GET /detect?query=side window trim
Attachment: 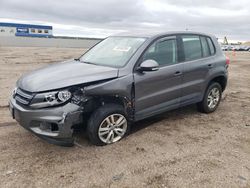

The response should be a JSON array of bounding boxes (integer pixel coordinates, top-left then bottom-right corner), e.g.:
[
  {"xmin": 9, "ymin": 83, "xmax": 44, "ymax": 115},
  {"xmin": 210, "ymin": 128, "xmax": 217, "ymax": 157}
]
[
  {"xmin": 176, "ymin": 35, "xmax": 185, "ymax": 62},
  {"xmin": 158, "ymin": 36, "xmax": 176, "ymax": 43},
  {"xmin": 199, "ymin": 36, "xmax": 205, "ymax": 57}
]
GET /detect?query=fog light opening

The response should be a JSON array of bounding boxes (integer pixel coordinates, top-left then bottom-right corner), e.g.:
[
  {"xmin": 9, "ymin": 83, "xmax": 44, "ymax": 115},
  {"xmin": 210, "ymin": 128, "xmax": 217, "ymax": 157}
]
[
  {"xmin": 50, "ymin": 123, "xmax": 59, "ymax": 132},
  {"xmin": 39, "ymin": 121, "xmax": 49, "ymax": 130}
]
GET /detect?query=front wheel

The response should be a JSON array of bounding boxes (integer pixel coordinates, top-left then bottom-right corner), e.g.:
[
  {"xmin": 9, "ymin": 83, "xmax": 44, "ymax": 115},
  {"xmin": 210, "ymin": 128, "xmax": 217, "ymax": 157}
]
[
  {"xmin": 198, "ymin": 82, "xmax": 222, "ymax": 113},
  {"xmin": 87, "ymin": 104, "xmax": 129, "ymax": 146}
]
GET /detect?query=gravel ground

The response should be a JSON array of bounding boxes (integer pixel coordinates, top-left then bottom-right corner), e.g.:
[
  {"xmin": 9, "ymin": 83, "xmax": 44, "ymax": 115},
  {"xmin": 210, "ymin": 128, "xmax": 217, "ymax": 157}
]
[{"xmin": 0, "ymin": 47, "xmax": 250, "ymax": 188}]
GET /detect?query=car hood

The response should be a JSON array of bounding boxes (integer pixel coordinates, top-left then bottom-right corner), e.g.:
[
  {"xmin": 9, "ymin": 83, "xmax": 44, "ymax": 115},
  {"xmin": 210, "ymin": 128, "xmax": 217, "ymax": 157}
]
[{"xmin": 17, "ymin": 59, "xmax": 119, "ymax": 92}]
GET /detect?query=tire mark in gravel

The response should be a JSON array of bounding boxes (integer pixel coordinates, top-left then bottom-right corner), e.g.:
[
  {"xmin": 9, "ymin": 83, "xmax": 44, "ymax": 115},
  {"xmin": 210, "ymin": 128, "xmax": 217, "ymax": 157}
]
[
  {"xmin": 0, "ymin": 105, "xmax": 8, "ymax": 108},
  {"xmin": 0, "ymin": 122, "xmax": 16, "ymax": 127}
]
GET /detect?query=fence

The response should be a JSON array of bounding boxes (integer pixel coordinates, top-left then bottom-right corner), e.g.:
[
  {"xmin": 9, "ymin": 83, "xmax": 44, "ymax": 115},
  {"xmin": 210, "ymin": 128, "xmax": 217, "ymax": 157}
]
[{"xmin": 0, "ymin": 36, "xmax": 101, "ymax": 48}]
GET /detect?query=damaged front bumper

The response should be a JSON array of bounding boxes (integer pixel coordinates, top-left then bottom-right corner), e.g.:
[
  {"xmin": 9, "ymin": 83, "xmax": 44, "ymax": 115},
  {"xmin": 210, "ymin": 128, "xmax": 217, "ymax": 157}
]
[{"xmin": 9, "ymin": 97, "xmax": 83, "ymax": 146}]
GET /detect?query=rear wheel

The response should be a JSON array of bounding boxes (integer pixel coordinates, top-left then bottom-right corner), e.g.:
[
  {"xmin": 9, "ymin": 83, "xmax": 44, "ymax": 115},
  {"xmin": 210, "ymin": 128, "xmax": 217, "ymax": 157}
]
[
  {"xmin": 198, "ymin": 82, "xmax": 222, "ymax": 113},
  {"xmin": 87, "ymin": 104, "xmax": 129, "ymax": 146}
]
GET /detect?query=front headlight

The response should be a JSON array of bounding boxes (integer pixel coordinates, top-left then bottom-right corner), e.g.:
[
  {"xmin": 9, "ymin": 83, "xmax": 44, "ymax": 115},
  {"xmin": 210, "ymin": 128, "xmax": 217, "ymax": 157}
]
[
  {"xmin": 57, "ymin": 90, "xmax": 71, "ymax": 102},
  {"xmin": 30, "ymin": 90, "xmax": 72, "ymax": 109},
  {"xmin": 12, "ymin": 87, "xmax": 17, "ymax": 98}
]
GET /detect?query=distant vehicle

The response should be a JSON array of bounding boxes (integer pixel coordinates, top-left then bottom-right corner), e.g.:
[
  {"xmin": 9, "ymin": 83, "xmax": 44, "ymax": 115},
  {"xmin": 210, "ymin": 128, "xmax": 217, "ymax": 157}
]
[
  {"xmin": 233, "ymin": 45, "xmax": 240, "ymax": 51},
  {"xmin": 242, "ymin": 46, "xmax": 250, "ymax": 51},
  {"xmin": 221, "ymin": 45, "xmax": 250, "ymax": 52},
  {"xmin": 221, "ymin": 45, "xmax": 250, "ymax": 51},
  {"xmin": 235, "ymin": 45, "xmax": 247, "ymax": 51},
  {"xmin": 9, "ymin": 31, "xmax": 229, "ymax": 146},
  {"xmin": 226, "ymin": 46, "xmax": 234, "ymax": 51},
  {"xmin": 221, "ymin": 45, "xmax": 227, "ymax": 51}
]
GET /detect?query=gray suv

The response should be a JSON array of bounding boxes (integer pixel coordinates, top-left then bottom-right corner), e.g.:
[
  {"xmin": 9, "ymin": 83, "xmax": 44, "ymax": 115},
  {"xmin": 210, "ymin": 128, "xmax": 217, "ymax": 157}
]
[{"xmin": 9, "ymin": 31, "xmax": 229, "ymax": 146}]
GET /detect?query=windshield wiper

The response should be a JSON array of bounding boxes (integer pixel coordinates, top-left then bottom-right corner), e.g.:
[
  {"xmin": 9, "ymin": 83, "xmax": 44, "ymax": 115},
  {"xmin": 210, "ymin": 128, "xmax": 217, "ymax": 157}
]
[
  {"xmin": 82, "ymin": 61, "xmax": 98, "ymax": 65},
  {"xmin": 75, "ymin": 59, "xmax": 99, "ymax": 66}
]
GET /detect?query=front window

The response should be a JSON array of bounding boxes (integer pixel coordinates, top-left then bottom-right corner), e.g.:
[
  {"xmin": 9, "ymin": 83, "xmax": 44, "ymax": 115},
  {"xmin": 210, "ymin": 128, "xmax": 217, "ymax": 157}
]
[
  {"xmin": 142, "ymin": 38, "xmax": 177, "ymax": 66},
  {"xmin": 80, "ymin": 37, "xmax": 146, "ymax": 68}
]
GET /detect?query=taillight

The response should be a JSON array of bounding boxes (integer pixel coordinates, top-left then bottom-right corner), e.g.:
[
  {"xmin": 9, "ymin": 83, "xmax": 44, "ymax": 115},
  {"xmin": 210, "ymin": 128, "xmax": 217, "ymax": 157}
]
[{"xmin": 226, "ymin": 56, "xmax": 230, "ymax": 66}]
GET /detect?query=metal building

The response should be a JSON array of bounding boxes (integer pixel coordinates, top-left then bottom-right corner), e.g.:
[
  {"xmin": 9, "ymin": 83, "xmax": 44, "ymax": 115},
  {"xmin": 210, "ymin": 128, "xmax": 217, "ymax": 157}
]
[{"xmin": 0, "ymin": 22, "xmax": 53, "ymax": 38}]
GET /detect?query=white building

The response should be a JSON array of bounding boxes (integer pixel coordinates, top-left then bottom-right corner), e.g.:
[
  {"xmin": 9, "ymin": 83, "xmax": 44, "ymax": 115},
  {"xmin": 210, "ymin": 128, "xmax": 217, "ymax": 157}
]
[{"xmin": 0, "ymin": 22, "xmax": 53, "ymax": 38}]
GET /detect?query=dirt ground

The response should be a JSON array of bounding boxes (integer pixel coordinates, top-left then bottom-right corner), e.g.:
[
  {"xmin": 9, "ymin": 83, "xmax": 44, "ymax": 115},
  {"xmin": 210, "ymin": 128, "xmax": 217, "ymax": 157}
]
[{"xmin": 0, "ymin": 47, "xmax": 250, "ymax": 188}]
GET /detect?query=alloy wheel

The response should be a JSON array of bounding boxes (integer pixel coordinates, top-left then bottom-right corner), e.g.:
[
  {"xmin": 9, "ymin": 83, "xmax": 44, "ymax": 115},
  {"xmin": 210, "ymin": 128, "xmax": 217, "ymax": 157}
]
[
  {"xmin": 207, "ymin": 87, "xmax": 220, "ymax": 109},
  {"xmin": 98, "ymin": 114, "xmax": 127, "ymax": 144}
]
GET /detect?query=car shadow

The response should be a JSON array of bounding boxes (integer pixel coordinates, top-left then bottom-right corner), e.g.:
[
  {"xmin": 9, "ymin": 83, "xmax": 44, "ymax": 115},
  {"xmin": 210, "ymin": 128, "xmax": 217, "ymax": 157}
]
[
  {"xmin": 130, "ymin": 104, "xmax": 198, "ymax": 134},
  {"xmin": 74, "ymin": 105, "xmax": 199, "ymax": 148},
  {"xmin": 73, "ymin": 104, "xmax": 199, "ymax": 147}
]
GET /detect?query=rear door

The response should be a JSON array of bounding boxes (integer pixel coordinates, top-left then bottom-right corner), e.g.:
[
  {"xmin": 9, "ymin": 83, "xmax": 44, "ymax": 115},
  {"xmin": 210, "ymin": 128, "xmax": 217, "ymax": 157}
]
[
  {"xmin": 179, "ymin": 35, "xmax": 216, "ymax": 106},
  {"xmin": 134, "ymin": 36, "xmax": 183, "ymax": 120}
]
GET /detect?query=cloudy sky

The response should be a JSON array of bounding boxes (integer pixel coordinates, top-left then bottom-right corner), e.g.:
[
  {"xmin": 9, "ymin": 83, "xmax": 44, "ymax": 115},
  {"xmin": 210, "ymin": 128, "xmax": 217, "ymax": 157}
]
[{"xmin": 0, "ymin": 0, "xmax": 249, "ymax": 41}]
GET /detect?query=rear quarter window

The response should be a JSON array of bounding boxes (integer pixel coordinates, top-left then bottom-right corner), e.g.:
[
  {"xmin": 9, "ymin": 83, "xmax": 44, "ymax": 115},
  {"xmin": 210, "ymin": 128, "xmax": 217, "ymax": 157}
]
[
  {"xmin": 207, "ymin": 37, "xmax": 216, "ymax": 55},
  {"xmin": 200, "ymin": 36, "xmax": 210, "ymax": 57}
]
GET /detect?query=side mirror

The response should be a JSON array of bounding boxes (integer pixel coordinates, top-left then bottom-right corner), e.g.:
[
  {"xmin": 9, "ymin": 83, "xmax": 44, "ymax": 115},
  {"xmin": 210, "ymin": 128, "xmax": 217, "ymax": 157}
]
[{"xmin": 137, "ymin": 59, "xmax": 159, "ymax": 72}]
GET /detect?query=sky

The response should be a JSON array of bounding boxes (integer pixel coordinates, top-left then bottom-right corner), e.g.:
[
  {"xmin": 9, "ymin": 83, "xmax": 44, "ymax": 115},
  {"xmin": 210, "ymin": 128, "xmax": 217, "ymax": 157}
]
[{"xmin": 0, "ymin": 0, "xmax": 249, "ymax": 42}]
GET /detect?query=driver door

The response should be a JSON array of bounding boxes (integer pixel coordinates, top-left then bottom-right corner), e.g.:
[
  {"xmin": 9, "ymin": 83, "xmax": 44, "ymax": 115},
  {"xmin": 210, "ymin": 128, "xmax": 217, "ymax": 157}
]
[{"xmin": 134, "ymin": 36, "xmax": 183, "ymax": 120}]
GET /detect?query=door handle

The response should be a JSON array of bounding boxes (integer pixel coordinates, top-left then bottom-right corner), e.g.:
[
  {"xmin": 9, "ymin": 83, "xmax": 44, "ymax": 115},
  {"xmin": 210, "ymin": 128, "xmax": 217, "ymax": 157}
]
[
  {"xmin": 208, "ymin": 64, "xmax": 213, "ymax": 68},
  {"xmin": 174, "ymin": 71, "xmax": 182, "ymax": 76}
]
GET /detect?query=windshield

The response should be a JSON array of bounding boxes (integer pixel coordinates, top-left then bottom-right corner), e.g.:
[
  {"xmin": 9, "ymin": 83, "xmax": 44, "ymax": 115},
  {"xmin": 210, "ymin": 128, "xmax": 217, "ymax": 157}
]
[{"xmin": 80, "ymin": 37, "xmax": 146, "ymax": 68}]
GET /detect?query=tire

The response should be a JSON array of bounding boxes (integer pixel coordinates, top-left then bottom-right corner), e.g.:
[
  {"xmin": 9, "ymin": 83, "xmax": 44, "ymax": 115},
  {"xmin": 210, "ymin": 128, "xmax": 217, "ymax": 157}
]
[
  {"xmin": 197, "ymin": 82, "xmax": 222, "ymax": 113},
  {"xmin": 87, "ymin": 104, "xmax": 130, "ymax": 146}
]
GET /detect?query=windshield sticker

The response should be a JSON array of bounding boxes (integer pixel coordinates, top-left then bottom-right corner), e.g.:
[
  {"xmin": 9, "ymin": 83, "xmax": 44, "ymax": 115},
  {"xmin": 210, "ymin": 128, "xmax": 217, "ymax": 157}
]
[{"xmin": 113, "ymin": 46, "xmax": 131, "ymax": 52}]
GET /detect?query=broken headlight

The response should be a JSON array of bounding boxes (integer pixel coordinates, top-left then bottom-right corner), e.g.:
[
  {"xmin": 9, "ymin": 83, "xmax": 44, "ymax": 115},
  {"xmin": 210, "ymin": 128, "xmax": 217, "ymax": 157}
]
[
  {"xmin": 71, "ymin": 88, "xmax": 90, "ymax": 105},
  {"xmin": 30, "ymin": 90, "xmax": 72, "ymax": 109}
]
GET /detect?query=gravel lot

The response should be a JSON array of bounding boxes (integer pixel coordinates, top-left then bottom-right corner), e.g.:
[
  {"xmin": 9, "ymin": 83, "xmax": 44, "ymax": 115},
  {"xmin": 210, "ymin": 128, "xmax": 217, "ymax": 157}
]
[{"xmin": 0, "ymin": 47, "xmax": 250, "ymax": 188}]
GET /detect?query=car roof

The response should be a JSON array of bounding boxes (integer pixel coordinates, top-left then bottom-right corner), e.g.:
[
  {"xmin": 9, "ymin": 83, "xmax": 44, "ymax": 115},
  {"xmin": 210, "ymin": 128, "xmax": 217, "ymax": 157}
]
[{"xmin": 112, "ymin": 30, "xmax": 215, "ymax": 39}]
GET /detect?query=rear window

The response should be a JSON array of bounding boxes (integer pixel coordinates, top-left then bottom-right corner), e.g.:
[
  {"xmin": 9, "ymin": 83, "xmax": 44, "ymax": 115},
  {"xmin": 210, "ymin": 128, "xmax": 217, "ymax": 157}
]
[{"xmin": 182, "ymin": 35, "xmax": 202, "ymax": 61}]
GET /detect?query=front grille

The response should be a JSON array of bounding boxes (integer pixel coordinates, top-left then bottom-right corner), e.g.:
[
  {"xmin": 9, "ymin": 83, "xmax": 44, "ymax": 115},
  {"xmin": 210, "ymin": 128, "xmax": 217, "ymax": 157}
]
[{"xmin": 15, "ymin": 88, "xmax": 34, "ymax": 106}]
